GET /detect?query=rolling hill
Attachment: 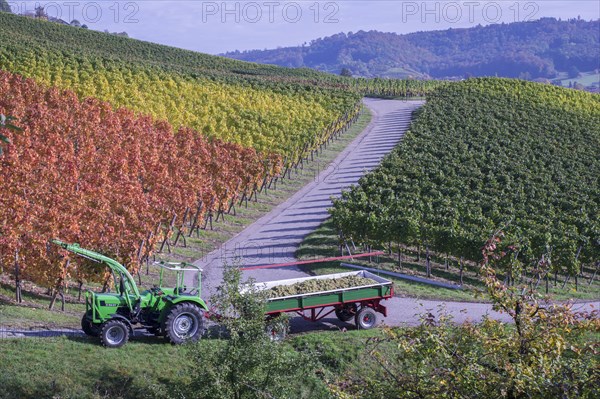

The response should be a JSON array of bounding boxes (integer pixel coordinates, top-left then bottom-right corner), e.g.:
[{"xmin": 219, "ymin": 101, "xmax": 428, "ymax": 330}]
[
  {"xmin": 224, "ymin": 18, "xmax": 600, "ymax": 80},
  {"xmin": 0, "ymin": 12, "xmax": 360, "ymax": 156}
]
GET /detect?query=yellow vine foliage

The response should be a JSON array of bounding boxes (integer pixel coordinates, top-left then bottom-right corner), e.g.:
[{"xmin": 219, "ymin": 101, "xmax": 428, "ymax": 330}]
[{"xmin": 1, "ymin": 50, "xmax": 353, "ymax": 157}]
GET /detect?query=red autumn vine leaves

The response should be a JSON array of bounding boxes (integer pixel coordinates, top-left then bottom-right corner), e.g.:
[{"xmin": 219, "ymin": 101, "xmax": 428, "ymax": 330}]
[{"xmin": 0, "ymin": 71, "xmax": 280, "ymax": 289}]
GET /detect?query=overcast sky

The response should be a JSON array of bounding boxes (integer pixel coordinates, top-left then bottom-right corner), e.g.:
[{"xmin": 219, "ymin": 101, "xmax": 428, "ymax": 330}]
[{"xmin": 10, "ymin": 1, "xmax": 600, "ymax": 54}]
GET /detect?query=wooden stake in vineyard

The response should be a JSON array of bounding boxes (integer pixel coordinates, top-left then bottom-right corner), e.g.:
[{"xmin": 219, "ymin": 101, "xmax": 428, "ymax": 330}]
[
  {"xmin": 14, "ymin": 249, "xmax": 22, "ymax": 303},
  {"xmin": 203, "ymin": 197, "xmax": 215, "ymax": 230},
  {"xmin": 426, "ymin": 246, "xmax": 431, "ymax": 278},
  {"xmin": 159, "ymin": 214, "xmax": 177, "ymax": 253},
  {"xmin": 135, "ymin": 239, "xmax": 145, "ymax": 284},
  {"xmin": 49, "ymin": 259, "xmax": 70, "ymax": 311},
  {"xmin": 173, "ymin": 207, "xmax": 190, "ymax": 247},
  {"xmin": 188, "ymin": 200, "xmax": 204, "ymax": 238},
  {"xmin": 215, "ymin": 190, "xmax": 228, "ymax": 222}
]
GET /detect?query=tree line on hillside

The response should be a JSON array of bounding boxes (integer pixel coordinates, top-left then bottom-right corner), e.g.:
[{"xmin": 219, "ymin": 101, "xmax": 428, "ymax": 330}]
[{"xmin": 225, "ymin": 18, "xmax": 600, "ymax": 80}]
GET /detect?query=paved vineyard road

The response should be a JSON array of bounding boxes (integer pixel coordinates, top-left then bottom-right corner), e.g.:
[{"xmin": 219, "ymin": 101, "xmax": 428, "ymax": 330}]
[
  {"xmin": 192, "ymin": 98, "xmax": 510, "ymax": 329},
  {"xmin": 192, "ymin": 99, "xmax": 591, "ymax": 330},
  {"xmin": 193, "ymin": 99, "xmax": 423, "ymax": 293}
]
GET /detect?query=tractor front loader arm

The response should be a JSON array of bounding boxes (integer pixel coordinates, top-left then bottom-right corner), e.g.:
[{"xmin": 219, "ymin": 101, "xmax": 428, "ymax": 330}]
[{"xmin": 51, "ymin": 240, "xmax": 141, "ymax": 299}]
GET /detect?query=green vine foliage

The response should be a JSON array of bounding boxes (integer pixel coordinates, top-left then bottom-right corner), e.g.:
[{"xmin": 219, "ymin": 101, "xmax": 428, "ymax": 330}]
[{"xmin": 331, "ymin": 78, "xmax": 600, "ymax": 277}]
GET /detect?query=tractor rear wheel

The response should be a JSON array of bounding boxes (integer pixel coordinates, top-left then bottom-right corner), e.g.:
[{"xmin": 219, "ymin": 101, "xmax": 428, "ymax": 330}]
[
  {"xmin": 355, "ymin": 307, "xmax": 377, "ymax": 330},
  {"xmin": 81, "ymin": 313, "xmax": 100, "ymax": 337},
  {"xmin": 100, "ymin": 320, "xmax": 130, "ymax": 348},
  {"xmin": 163, "ymin": 303, "xmax": 203, "ymax": 344}
]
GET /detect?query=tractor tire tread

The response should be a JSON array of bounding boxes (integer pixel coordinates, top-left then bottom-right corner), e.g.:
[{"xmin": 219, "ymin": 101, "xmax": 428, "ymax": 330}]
[
  {"xmin": 163, "ymin": 302, "xmax": 204, "ymax": 345},
  {"xmin": 100, "ymin": 319, "xmax": 130, "ymax": 348}
]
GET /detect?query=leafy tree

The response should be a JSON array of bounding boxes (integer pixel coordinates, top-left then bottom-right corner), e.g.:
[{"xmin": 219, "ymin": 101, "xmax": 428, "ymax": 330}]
[
  {"xmin": 340, "ymin": 67, "xmax": 352, "ymax": 77},
  {"xmin": 0, "ymin": 0, "xmax": 11, "ymax": 13},
  {"xmin": 181, "ymin": 266, "xmax": 328, "ymax": 399},
  {"xmin": 334, "ymin": 233, "xmax": 599, "ymax": 398},
  {"xmin": 34, "ymin": 5, "xmax": 47, "ymax": 19},
  {"xmin": 568, "ymin": 65, "xmax": 581, "ymax": 78}
]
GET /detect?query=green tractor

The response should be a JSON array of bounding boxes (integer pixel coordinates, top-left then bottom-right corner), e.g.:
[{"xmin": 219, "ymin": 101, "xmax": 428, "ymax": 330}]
[{"xmin": 52, "ymin": 240, "xmax": 208, "ymax": 348}]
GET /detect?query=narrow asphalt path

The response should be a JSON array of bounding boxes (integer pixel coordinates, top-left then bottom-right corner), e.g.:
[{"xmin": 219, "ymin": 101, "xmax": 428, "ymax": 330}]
[
  {"xmin": 194, "ymin": 99, "xmax": 422, "ymax": 293},
  {"xmin": 193, "ymin": 99, "xmax": 597, "ymax": 331}
]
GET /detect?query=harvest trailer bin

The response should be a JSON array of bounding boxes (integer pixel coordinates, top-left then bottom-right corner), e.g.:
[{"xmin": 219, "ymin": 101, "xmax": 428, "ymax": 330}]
[{"xmin": 254, "ymin": 270, "xmax": 394, "ymax": 329}]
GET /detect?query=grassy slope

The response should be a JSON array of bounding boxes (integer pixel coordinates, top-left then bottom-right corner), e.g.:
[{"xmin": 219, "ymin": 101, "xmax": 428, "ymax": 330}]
[
  {"xmin": 0, "ymin": 336, "xmax": 194, "ymax": 399},
  {"xmin": 0, "ymin": 329, "xmax": 384, "ymax": 399},
  {"xmin": 0, "ymin": 321, "xmax": 596, "ymax": 399}
]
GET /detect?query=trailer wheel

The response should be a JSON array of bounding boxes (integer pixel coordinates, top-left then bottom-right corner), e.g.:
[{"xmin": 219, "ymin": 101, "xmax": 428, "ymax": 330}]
[
  {"xmin": 335, "ymin": 304, "xmax": 357, "ymax": 322},
  {"xmin": 81, "ymin": 312, "xmax": 100, "ymax": 337},
  {"xmin": 164, "ymin": 303, "xmax": 204, "ymax": 344},
  {"xmin": 100, "ymin": 320, "xmax": 130, "ymax": 348},
  {"xmin": 355, "ymin": 307, "xmax": 377, "ymax": 330},
  {"xmin": 266, "ymin": 316, "xmax": 289, "ymax": 341}
]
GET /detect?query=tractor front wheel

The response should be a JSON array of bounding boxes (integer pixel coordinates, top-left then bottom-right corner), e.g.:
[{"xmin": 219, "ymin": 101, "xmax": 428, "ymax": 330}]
[
  {"xmin": 163, "ymin": 303, "xmax": 203, "ymax": 344},
  {"xmin": 81, "ymin": 313, "xmax": 101, "ymax": 337},
  {"xmin": 100, "ymin": 320, "xmax": 130, "ymax": 348}
]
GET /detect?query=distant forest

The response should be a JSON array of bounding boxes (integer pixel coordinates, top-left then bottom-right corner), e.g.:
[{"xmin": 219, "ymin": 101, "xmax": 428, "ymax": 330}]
[{"xmin": 224, "ymin": 18, "xmax": 600, "ymax": 80}]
